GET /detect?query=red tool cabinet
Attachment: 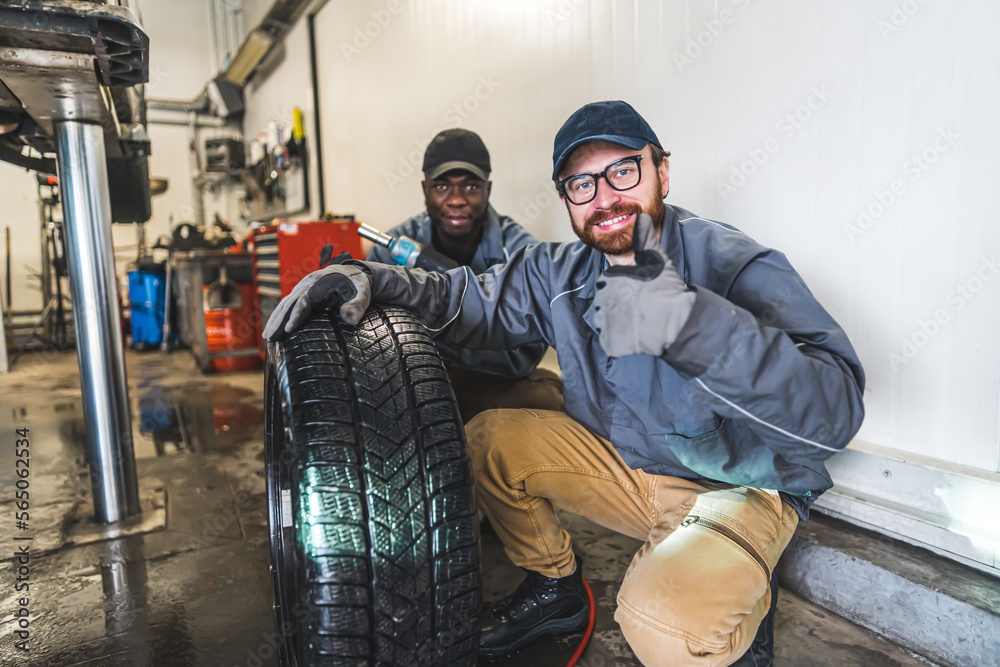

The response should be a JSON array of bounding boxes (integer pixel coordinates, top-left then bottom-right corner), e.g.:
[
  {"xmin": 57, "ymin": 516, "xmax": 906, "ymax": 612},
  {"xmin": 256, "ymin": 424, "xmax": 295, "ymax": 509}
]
[{"xmin": 248, "ymin": 219, "xmax": 363, "ymax": 357}]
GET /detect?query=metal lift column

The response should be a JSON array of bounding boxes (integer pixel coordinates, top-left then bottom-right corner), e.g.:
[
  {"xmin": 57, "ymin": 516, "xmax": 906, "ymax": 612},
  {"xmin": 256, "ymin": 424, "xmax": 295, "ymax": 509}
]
[
  {"xmin": 55, "ymin": 119, "xmax": 140, "ymax": 523},
  {"xmin": 0, "ymin": 2, "xmax": 151, "ymax": 523}
]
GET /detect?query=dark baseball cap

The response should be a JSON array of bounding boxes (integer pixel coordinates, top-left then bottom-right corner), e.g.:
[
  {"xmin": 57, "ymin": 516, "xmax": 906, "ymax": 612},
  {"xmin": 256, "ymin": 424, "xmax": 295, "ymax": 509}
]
[
  {"xmin": 423, "ymin": 128, "xmax": 491, "ymax": 181},
  {"xmin": 552, "ymin": 100, "xmax": 667, "ymax": 180}
]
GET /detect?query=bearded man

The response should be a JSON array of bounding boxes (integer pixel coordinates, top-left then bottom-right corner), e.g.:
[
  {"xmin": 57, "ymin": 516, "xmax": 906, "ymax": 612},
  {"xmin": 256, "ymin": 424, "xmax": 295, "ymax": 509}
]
[{"xmin": 264, "ymin": 100, "xmax": 865, "ymax": 667}]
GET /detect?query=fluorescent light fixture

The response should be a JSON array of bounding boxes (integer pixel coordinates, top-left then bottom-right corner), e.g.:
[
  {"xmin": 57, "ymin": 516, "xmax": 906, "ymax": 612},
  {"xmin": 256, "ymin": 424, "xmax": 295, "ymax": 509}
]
[{"xmin": 224, "ymin": 29, "xmax": 274, "ymax": 86}]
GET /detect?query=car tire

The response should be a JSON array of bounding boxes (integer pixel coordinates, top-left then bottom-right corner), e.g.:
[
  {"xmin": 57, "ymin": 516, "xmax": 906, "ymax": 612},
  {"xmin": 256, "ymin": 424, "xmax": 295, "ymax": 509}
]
[{"xmin": 265, "ymin": 305, "xmax": 481, "ymax": 666}]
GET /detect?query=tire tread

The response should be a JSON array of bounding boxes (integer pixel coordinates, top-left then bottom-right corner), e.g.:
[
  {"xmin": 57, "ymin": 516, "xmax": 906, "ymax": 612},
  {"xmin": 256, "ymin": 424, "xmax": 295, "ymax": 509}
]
[{"xmin": 272, "ymin": 305, "xmax": 480, "ymax": 666}]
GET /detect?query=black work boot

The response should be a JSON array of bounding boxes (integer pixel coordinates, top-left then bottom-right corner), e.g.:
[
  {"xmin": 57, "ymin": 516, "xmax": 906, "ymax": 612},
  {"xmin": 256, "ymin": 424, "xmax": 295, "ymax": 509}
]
[
  {"xmin": 479, "ymin": 557, "xmax": 589, "ymax": 659},
  {"xmin": 730, "ymin": 570, "xmax": 779, "ymax": 666}
]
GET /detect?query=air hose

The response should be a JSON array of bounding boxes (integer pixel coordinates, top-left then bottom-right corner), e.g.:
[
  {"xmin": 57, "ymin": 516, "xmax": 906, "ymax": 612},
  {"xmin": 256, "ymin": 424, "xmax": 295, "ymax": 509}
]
[{"xmin": 564, "ymin": 576, "xmax": 597, "ymax": 667}]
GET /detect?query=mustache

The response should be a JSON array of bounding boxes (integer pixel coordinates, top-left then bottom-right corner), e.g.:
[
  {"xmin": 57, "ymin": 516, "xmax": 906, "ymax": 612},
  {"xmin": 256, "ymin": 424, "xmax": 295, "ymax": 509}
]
[{"xmin": 584, "ymin": 203, "xmax": 643, "ymax": 228}]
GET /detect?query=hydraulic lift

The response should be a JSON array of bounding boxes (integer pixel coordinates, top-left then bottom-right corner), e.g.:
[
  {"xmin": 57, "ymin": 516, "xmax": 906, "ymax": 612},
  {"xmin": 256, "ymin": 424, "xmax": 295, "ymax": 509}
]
[{"xmin": 0, "ymin": 1, "xmax": 150, "ymax": 524}]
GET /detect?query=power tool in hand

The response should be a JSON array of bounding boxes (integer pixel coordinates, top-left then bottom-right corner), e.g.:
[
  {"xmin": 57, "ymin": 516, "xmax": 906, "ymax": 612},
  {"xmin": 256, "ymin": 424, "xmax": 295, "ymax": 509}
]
[{"xmin": 357, "ymin": 223, "xmax": 459, "ymax": 273}]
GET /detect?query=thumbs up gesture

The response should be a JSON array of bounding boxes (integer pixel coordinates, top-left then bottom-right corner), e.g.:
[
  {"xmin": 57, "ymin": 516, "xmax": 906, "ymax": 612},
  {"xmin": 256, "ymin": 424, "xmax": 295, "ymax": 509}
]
[{"xmin": 592, "ymin": 213, "xmax": 696, "ymax": 357}]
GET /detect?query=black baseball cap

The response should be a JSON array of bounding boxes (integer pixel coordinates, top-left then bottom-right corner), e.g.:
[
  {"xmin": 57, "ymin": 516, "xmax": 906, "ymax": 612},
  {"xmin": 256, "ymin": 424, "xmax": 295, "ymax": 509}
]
[
  {"xmin": 552, "ymin": 100, "xmax": 667, "ymax": 181},
  {"xmin": 423, "ymin": 128, "xmax": 491, "ymax": 181}
]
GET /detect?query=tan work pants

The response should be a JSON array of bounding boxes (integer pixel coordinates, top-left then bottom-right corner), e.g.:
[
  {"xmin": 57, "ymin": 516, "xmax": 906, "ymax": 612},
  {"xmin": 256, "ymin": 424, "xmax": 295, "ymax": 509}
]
[{"xmin": 466, "ymin": 408, "xmax": 800, "ymax": 667}]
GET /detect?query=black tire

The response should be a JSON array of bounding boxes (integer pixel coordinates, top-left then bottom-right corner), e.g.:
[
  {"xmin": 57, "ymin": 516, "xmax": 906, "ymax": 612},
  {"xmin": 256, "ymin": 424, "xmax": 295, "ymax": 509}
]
[{"xmin": 265, "ymin": 305, "xmax": 481, "ymax": 666}]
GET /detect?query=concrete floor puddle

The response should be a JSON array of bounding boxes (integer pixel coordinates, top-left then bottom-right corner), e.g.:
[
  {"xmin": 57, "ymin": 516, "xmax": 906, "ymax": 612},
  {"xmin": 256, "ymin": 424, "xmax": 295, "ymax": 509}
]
[{"xmin": 137, "ymin": 382, "xmax": 263, "ymax": 457}]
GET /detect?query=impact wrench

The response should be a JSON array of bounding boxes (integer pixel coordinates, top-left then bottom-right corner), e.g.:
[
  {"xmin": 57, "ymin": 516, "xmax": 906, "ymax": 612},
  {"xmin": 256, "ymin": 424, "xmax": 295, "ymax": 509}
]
[{"xmin": 357, "ymin": 223, "xmax": 458, "ymax": 273}]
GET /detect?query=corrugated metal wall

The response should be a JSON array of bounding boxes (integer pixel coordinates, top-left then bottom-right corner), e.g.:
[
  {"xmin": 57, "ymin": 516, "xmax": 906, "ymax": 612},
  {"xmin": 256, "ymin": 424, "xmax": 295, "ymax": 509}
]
[{"xmin": 314, "ymin": 0, "xmax": 1000, "ymax": 474}]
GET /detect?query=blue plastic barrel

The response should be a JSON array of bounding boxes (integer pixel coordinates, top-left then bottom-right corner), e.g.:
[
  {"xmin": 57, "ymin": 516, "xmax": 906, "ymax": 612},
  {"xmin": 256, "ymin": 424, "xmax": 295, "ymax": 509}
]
[{"xmin": 128, "ymin": 269, "xmax": 168, "ymax": 347}]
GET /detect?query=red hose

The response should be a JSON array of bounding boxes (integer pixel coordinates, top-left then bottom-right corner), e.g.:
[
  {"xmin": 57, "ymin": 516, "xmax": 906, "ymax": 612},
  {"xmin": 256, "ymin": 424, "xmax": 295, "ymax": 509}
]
[{"xmin": 564, "ymin": 576, "xmax": 597, "ymax": 667}]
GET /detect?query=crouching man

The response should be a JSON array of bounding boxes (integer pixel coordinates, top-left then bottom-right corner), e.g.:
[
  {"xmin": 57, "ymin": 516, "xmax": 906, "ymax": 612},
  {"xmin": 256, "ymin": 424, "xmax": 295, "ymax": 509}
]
[
  {"xmin": 367, "ymin": 128, "xmax": 563, "ymax": 421},
  {"xmin": 265, "ymin": 100, "xmax": 865, "ymax": 666}
]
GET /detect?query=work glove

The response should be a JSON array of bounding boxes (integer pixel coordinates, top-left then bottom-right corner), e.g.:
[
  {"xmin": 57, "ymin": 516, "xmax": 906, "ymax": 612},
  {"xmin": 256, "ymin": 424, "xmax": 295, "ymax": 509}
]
[
  {"xmin": 262, "ymin": 261, "xmax": 372, "ymax": 341},
  {"xmin": 593, "ymin": 213, "xmax": 696, "ymax": 357}
]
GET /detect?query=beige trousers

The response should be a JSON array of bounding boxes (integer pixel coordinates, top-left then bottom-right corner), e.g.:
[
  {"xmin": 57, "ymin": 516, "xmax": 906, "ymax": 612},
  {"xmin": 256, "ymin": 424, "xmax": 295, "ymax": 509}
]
[{"xmin": 466, "ymin": 408, "xmax": 799, "ymax": 667}]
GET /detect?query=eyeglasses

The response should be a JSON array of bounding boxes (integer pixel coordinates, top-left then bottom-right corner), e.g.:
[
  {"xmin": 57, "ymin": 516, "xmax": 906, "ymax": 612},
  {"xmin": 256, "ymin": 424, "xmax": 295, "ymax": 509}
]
[{"xmin": 557, "ymin": 155, "xmax": 646, "ymax": 205}]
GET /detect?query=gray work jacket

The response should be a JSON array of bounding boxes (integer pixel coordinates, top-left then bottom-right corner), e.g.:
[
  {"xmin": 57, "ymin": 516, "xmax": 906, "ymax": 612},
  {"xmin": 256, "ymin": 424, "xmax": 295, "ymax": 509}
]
[
  {"xmin": 367, "ymin": 206, "xmax": 545, "ymax": 379},
  {"xmin": 365, "ymin": 204, "xmax": 866, "ymax": 517}
]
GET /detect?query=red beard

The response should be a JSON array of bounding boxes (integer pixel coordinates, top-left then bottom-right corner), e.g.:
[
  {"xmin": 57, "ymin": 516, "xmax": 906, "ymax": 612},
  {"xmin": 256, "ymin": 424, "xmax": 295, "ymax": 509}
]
[{"xmin": 571, "ymin": 176, "xmax": 666, "ymax": 256}]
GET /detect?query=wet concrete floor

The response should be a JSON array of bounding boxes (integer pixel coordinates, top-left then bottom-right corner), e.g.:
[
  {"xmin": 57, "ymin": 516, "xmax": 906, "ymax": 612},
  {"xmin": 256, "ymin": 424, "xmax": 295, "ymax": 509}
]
[{"xmin": 0, "ymin": 349, "xmax": 934, "ymax": 666}]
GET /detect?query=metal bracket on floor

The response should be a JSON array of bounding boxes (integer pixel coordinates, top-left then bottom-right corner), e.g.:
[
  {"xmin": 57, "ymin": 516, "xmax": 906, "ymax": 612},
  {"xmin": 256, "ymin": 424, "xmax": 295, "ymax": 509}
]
[{"xmin": 64, "ymin": 487, "xmax": 167, "ymax": 548}]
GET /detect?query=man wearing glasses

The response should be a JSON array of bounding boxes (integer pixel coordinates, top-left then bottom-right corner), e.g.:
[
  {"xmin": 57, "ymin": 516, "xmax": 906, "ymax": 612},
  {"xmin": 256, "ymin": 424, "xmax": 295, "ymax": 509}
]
[
  {"xmin": 264, "ymin": 101, "xmax": 865, "ymax": 666},
  {"xmin": 367, "ymin": 128, "xmax": 564, "ymax": 421}
]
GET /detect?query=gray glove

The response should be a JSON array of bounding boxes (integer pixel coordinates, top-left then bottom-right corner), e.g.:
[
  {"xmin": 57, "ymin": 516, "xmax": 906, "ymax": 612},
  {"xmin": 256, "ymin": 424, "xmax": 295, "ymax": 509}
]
[
  {"xmin": 262, "ymin": 263, "xmax": 371, "ymax": 341},
  {"xmin": 593, "ymin": 213, "xmax": 696, "ymax": 357}
]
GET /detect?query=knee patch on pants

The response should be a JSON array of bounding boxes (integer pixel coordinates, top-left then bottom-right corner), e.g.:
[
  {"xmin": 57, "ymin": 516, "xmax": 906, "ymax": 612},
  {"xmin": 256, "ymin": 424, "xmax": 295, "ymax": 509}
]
[{"xmin": 613, "ymin": 487, "xmax": 797, "ymax": 666}]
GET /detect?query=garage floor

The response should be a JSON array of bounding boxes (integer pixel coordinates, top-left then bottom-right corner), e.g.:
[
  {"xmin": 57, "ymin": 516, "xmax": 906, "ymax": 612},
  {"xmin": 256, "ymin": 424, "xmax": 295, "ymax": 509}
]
[{"xmin": 0, "ymin": 349, "xmax": 934, "ymax": 666}]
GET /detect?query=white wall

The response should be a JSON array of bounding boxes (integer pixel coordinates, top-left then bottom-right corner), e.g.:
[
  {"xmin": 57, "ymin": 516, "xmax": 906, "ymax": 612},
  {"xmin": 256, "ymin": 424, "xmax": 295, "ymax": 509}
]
[
  {"xmin": 303, "ymin": 0, "xmax": 1000, "ymax": 475},
  {"xmin": 0, "ymin": 166, "xmax": 45, "ymax": 312},
  {"xmin": 242, "ymin": 0, "xmax": 274, "ymax": 35}
]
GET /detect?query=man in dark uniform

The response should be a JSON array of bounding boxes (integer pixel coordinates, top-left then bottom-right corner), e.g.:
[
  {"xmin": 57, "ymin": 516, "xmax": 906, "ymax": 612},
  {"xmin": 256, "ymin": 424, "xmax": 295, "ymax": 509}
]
[{"xmin": 367, "ymin": 128, "xmax": 563, "ymax": 421}]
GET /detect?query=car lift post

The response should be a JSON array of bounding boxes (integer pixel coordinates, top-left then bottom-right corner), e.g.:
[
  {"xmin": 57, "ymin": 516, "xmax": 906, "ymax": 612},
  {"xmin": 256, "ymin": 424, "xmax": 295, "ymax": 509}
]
[{"xmin": 55, "ymin": 118, "xmax": 140, "ymax": 523}]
